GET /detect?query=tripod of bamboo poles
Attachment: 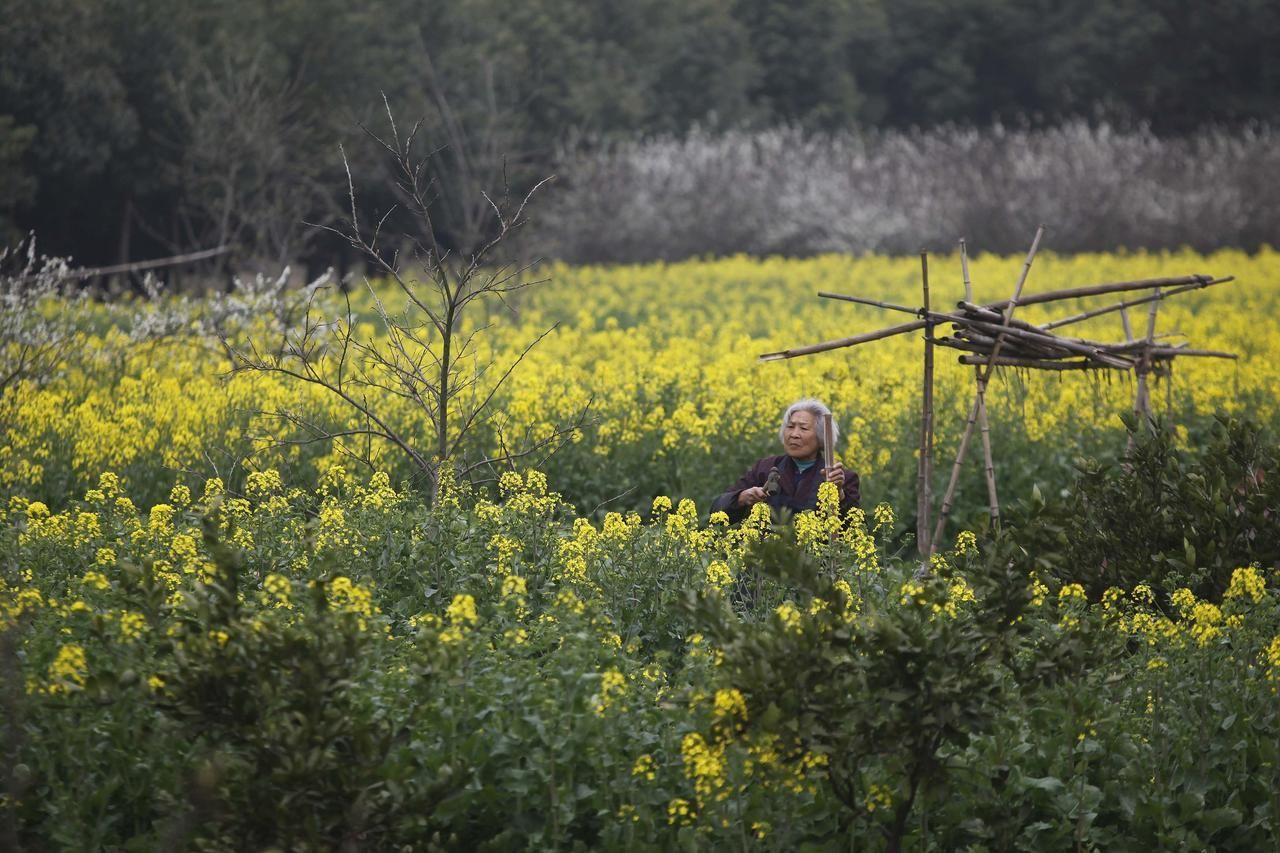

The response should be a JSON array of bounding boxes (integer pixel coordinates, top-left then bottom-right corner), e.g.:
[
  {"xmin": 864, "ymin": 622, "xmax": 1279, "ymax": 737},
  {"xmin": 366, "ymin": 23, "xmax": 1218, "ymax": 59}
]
[{"xmin": 759, "ymin": 227, "xmax": 1238, "ymax": 567}]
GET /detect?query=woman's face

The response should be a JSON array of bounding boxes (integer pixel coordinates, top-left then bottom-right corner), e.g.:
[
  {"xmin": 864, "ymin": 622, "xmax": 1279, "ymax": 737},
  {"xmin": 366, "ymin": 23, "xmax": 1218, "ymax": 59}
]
[{"xmin": 783, "ymin": 409, "xmax": 820, "ymax": 461}]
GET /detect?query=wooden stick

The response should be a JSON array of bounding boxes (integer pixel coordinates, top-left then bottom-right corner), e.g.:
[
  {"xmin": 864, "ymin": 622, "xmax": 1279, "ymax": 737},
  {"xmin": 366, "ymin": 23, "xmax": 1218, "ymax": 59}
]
[
  {"xmin": 1122, "ymin": 306, "xmax": 1137, "ymax": 454},
  {"xmin": 769, "ymin": 273, "xmax": 1226, "ymax": 364},
  {"xmin": 1133, "ymin": 290, "xmax": 1161, "ymax": 421},
  {"xmin": 822, "ymin": 410, "xmax": 837, "ymax": 576},
  {"xmin": 977, "ymin": 391, "xmax": 999, "ymax": 529},
  {"xmin": 820, "ymin": 291, "xmax": 923, "ymax": 315},
  {"xmin": 947, "ymin": 336, "xmax": 1070, "ymax": 361},
  {"xmin": 69, "ymin": 245, "xmax": 231, "ymax": 279},
  {"xmin": 951, "ymin": 329, "xmax": 1076, "ymax": 359},
  {"xmin": 1040, "ymin": 277, "xmax": 1233, "ymax": 331},
  {"xmin": 932, "ymin": 225, "xmax": 1044, "ymax": 552},
  {"xmin": 958, "ymin": 355, "xmax": 1094, "ymax": 370},
  {"xmin": 960, "ymin": 317, "xmax": 1133, "ymax": 367},
  {"xmin": 956, "ymin": 301, "xmax": 1043, "ymax": 333},
  {"xmin": 758, "ymin": 319, "xmax": 926, "ymax": 361},
  {"xmin": 917, "ymin": 251, "xmax": 935, "ymax": 560},
  {"xmin": 1109, "ymin": 334, "xmax": 1182, "ymax": 350},
  {"xmin": 936, "ymin": 336, "xmax": 996, "ymax": 355},
  {"xmin": 983, "ymin": 274, "xmax": 1213, "ymax": 311},
  {"xmin": 822, "ymin": 413, "xmax": 835, "ymax": 472},
  {"xmin": 821, "ymin": 296, "xmax": 1053, "ymax": 347},
  {"xmin": 932, "ymin": 393, "xmax": 981, "ymax": 557},
  {"xmin": 1145, "ymin": 347, "xmax": 1237, "ymax": 359},
  {"xmin": 960, "ymin": 238, "xmax": 973, "ymax": 303}
]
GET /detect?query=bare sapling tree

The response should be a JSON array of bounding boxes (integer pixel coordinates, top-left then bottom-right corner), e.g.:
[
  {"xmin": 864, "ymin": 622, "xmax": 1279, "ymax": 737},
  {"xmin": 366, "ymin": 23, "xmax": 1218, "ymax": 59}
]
[{"xmin": 224, "ymin": 100, "xmax": 587, "ymax": 498}]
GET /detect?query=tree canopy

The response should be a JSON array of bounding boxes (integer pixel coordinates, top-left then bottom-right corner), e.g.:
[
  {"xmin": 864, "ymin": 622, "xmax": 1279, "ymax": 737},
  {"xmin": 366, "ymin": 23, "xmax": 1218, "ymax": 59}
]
[{"xmin": 0, "ymin": 0, "xmax": 1275, "ymax": 266}]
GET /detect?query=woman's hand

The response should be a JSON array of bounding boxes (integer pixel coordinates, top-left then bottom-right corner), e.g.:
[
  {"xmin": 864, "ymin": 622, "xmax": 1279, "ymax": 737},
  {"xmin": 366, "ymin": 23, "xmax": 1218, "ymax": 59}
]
[
  {"xmin": 737, "ymin": 486, "xmax": 768, "ymax": 507},
  {"xmin": 824, "ymin": 464, "xmax": 846, "ymax": 487}
]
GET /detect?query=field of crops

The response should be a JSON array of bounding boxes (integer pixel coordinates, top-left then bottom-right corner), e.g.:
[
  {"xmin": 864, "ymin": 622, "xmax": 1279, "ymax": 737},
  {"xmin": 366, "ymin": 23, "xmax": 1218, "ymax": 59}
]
[{"xmin": 3, "ymin": 249, "xmax": 1280, "ymax": 849}]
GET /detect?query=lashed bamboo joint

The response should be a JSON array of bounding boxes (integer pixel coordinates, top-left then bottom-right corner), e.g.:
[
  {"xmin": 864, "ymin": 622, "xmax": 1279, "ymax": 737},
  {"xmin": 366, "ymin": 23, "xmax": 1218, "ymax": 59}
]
[{"xmin": 758, "ymin": 228, "xmax": 1238, "ymax": 564}]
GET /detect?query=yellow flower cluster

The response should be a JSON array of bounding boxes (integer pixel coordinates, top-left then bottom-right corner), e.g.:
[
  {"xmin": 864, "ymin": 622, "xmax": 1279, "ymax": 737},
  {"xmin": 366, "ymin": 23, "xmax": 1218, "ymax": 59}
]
[
  {"xmin": 666, "ymin": 797, "xmax": 695, "ymax": 827},
  {"xmin": 774, "ymin": 601, "xmax": 804, "ymax": 634},
  {"xmin": 712, "ymin": 687, "xmax": 748, "ymax": 729},
  {"xmin": 865, "ymin": 782, "xmax": 894, "ymax": 813},
  {"xmin": 1057, "ymin": 583, "xmax": 1088, "ymax": 629},
  {"xmin": 1224, "ymin": 566, "xmax": 1266, "ymax": 605},
  {"xmin": 631, "ymin": 753, "xmax": 657, "ymax": 781},
  {"xmin": 681, "ymin": 732, "xmax": 729, "ymax": 802},
  {"xmin": 327, "ymin": 576, "xmax": 379, "ymax": 632},
  {"xmin": 44, "ymin": 643, "xmax": 88, "ymax": 694},
  {"xmin": 1264, "ymin": 637, "xmax": 1280, "ymax": 693},
  {"xmin": 593, "ymin": 668, "xmax": 628, "ymax": 715}
]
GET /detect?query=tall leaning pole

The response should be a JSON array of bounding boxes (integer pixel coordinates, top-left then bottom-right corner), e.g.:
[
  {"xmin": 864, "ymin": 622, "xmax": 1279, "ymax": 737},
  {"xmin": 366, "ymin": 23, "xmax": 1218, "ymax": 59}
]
[{"xmin": 916, "ymin": 250, "xmax": 935, "ymax": 561}]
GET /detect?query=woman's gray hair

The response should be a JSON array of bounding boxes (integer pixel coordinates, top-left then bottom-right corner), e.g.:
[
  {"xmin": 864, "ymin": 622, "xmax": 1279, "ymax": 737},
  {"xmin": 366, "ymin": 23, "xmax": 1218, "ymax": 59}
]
[{"xmin": 778, "ymin": 398, "xmax": 840, "ymax": 450}]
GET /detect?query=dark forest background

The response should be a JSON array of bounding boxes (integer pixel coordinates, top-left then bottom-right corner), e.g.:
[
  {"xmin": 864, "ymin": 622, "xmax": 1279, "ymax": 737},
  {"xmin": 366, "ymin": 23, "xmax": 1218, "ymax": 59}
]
[{"xmin": 2, "ymin": 0, "xmax": 1278, "ymax": 272}]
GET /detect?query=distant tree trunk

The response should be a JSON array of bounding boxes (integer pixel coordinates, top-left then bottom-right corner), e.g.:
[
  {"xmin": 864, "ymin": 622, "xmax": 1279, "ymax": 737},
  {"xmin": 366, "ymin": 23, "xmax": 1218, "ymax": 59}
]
[{"xmin": 115, "ymin": 195, "xmax": 133, "ymax": 295}]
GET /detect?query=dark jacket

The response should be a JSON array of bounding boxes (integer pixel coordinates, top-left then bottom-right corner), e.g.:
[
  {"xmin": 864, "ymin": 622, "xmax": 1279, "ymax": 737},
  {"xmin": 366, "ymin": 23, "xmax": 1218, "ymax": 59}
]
[{"xmin": 711, "ymin": 454, "xmax": 861, "ymax": 524}]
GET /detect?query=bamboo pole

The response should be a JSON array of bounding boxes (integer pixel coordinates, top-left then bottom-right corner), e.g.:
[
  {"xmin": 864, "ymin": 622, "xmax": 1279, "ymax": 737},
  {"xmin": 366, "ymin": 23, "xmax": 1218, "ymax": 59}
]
[
  {"xmin": 1110, "ymin": 334, "xmax": 1182, "ymax": 350},
  {"xmin": 962, "ymin": 243, "xmax": 1000, "ymax": 530},
  {"xmin": 1040, "ymin": 277, "xmax": 1233, "ymax": 331},
  {"xmin": 983, "ymin": 274, "xmax": 1212, "ymax": 311},
  {"xmin": 1122, "ymin": 306, "xmax": 1138, "ymax": 454},
  {"xmin": 822, "ymin": 413, "xmax": 835, "ymax": 473},
  {"xmin": 959, "ymin": 318, "xmax": 1133, "ymax": 367},
  {"xmin": 823, "ymin": 411, "xmax": 837, "ymax": 577},
  {"xmin": 815, "ymin": 295, "xmax": 1117, "ymax": 362},
  {"xmin": 758, "ymin": 319, "xmax": 926, "ymax": 361},
  {"xmin": 773, "ymin": 274, "xmax": 1224, "ymax": 364},
  {"xmin": 811, "ymin": 292, "xmax": 1133, "ymax": 365},
  {"xmin": 950, "ymin": 329, "xmax": 1077, "ymax": 359},
  {"xmin": 956, "ymin": 301, "xmax": 1043, "ymax": 333},
  {"xmin": 962, "ymin": 239, "xmax": 998, "ymax": 532},
  {"xmin": 1133, "ymin": 289, "xmax": 1161, "ymax": 423},
  {"xmin": 977, "ymin": 391, "xmax": 999, "ymax": 529},
  {"xmin": 1145, "ymin": 347, "xmax": 1237, "ymax": 359},
  {"xmin": 820, "ymin": 292, "xmax": 923, "ymax": 315},
  {"xmin": 917, "ymin": 251, "xmax": 935, "ymax": 560},
  {"xmin": 821, "ymin": 294, "xmax": 1055, "ymax": 347},
  {"xmin": 932, "ymin": 225, "xmax": 1044, "ymax": 552},
  {"xmin": 958, "ymin": 355, "xmax": 1094, "ymax": 370},
  {"xmin": 935, "ymin": 336, "xmax": 996, "ymax": 355}
]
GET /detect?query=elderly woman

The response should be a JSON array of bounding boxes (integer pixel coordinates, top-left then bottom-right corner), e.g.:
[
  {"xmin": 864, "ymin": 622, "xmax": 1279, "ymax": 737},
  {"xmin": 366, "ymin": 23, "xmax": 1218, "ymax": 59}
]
[{"xmin": 711, "ymin": 398, "xmax": 861, "ymax": 523}]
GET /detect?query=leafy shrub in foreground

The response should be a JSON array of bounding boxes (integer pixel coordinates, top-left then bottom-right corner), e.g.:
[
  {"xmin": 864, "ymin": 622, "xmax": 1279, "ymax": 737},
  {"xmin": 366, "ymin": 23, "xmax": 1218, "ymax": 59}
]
[
  {"xmin": 4, "ymin": 466, "xmax": 1280, "ymax": 849},
  {"xmin": 1021, "ymin": 414, "xmax": 1280, "ymax": 600}
]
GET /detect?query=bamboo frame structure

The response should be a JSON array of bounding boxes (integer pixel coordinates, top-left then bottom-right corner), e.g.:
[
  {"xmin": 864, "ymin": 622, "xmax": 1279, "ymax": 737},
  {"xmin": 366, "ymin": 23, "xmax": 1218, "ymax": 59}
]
[{"xmin": 759, "ymin": 227, "xmax": 1239, "ymax": 562}]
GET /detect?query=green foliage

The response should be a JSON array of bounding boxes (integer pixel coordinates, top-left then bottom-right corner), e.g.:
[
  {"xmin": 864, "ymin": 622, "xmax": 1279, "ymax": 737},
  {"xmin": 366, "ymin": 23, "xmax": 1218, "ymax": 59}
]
[
  {"xmin": 155, "ymin": 529, "xmax": 409, "ymax": 849},
  {"xmin": 686, "ymin": 530, "xmax": 1041, "ymax": 848},
  {"xmin": 6, "ymin": 460, "xmax": 1280, "ymax": 848},
  {"xmin": 1022, "ymin": 414, "xmax": 1280, "ymax": 599}
]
